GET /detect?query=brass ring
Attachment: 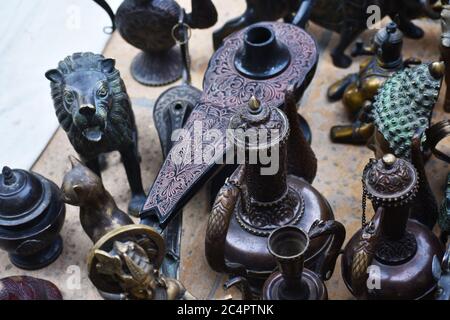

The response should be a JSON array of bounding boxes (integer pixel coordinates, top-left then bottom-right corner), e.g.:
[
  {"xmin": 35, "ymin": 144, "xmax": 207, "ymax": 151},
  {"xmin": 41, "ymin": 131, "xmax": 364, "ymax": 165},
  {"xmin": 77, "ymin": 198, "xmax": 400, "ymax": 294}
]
[{"xmin": 171, "ymin": 22, "xmax": 192, "ymax": 45}]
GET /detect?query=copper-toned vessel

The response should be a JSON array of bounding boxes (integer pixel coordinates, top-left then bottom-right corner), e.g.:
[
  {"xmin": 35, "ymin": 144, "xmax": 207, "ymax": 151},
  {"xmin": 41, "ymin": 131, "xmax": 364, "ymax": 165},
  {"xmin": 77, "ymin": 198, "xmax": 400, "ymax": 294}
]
[
  {"xmin": 342, "ymin": 155, "xmax": 444, "ymax": 299},
  {"xmin": 0, "ymin": 276, "xmax": 62, "ymax": 300},
  {"xmin": 205, "ymin": 97, "xmax": 345, "ymax": 295}
]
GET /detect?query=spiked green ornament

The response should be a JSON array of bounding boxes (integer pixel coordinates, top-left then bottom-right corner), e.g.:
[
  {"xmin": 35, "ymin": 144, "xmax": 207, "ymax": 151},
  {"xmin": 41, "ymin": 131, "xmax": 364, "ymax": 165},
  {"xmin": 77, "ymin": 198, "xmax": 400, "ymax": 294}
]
[{"xmin": 370, "ymin": 63, "xmax": 444, "ymax": 159}]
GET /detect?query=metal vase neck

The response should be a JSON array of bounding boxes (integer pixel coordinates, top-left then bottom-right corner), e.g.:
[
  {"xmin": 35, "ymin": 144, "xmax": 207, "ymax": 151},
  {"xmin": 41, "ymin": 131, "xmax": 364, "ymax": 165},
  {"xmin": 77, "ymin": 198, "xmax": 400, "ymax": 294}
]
[
  {"xmin": 268, "ymin": 226, "xmax": 310, "ymax": 299},
  {"xmin": 228, "ymin": 97, "xmax": 290, "ymax": 204}
]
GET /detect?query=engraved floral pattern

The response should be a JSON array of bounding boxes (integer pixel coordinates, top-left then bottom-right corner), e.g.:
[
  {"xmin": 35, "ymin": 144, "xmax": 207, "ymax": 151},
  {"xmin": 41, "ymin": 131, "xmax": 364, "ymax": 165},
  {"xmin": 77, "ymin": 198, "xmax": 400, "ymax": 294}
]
[{"xmin": 143, "ymin": 22, "xmax": 318, "ymax": 224}]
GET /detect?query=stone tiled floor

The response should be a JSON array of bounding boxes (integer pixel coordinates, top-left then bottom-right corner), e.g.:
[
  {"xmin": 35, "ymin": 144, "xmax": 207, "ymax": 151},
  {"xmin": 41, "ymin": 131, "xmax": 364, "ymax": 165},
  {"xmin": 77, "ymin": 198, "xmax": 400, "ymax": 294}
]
[{"xmin": 0, "ymin": 1, "xmax": 448, "ymax": 299}]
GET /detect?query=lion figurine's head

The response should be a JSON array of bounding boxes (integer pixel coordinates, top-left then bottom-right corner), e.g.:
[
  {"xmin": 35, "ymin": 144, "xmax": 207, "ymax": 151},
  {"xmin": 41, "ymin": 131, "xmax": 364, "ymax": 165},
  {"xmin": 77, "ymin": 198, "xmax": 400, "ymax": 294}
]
[{"xmin": 45, "ymin": 52, "xmax": 134, "ymax": 158}]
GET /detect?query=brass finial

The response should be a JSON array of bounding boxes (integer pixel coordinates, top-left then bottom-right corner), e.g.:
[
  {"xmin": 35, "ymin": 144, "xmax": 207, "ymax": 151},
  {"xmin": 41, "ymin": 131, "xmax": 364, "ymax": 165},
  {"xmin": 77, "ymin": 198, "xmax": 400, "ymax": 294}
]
[
  {"xmin": 382, "ymin": 154, "xmax": 396, "ymax": 166},
  {"xmin": 248, "ymin": 96, "xmax": 261, "ymax": 113},
  {"xmin": 429, "ymin": 61, "xmax": 445, "ymax": 79}
]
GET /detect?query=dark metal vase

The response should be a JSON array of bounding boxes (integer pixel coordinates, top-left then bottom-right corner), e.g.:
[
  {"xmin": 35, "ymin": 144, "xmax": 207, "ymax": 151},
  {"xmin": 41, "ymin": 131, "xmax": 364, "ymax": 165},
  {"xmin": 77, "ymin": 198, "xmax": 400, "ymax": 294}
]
[
  {"xmin": 116, "ymin": 0, "xmax": 182, "ymax": 86},
  {"xmin": 341, "ymin": 155, "xmax": 444, "ymax": 299},
  {"xmin": 116, "ymin": 0, "xmax": 217, "ymax": 86},
  {"xmin": 262, "ymin": 226, "xmax": 327, "ymax": 300},
  {"xmin": 0, "ymin": 167, "xmax": 65, "ymax": 270}
]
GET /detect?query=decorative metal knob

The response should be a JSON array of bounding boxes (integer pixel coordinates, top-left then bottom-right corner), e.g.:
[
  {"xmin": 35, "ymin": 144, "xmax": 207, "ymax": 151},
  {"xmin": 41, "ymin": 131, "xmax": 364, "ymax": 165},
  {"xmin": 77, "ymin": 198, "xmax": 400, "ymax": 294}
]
[
  {"xmin": 362, "ymin": 154, "xmax": 418, "ymax": 207},
  {"xmin": 2, "ymin": 166, "xmax": 16, "ymax": 185},
  {"xmin": 228, "ymin": 96, "xmax": 289, "ymax": 151}
]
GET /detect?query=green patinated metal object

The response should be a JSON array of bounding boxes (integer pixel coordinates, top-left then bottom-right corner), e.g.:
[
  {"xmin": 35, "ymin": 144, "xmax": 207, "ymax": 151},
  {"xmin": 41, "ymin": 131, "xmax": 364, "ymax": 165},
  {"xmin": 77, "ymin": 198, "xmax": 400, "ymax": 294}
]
[{"xmin": 370, "ymin": 63, "xmax": 444, "ymax": 159}]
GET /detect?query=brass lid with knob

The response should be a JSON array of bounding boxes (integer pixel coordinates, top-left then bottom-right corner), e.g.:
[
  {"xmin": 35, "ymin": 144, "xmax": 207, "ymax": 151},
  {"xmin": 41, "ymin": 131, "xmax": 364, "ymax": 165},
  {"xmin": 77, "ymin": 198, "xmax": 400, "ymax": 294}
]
[
  {"xmin": 0, "ymin": 166, "xmax": 47, "ymax": 226},
  {"xmin": 362, "ymin": 154, "xmax": 419, "ymax": 208},
  {"xmin": 228, "ymin": 96, "xmax": 289, "ymax": 151}
]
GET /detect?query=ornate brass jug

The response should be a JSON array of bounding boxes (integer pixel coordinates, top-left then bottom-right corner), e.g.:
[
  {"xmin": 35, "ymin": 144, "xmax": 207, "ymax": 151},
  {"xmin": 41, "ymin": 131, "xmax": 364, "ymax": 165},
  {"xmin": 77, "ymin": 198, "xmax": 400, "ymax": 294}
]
[
  {"xmin": 205, "ymin": 98, "xmax": 345, "ymax": 295},
  {"xmin": 341, "ymin": 155, "xmax": 444, "ymax": 299}
]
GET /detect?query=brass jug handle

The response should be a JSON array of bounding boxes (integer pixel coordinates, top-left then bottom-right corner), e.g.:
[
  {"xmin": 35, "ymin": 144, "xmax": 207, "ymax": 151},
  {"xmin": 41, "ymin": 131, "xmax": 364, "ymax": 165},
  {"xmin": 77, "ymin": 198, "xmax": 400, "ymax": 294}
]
[
  {"xmin": 308, "ymin": 220, "xmax": 346, "ymax": 280},
  {"xmin": 205, "ymin": 166, "xmax": 245, "ymax": 273},
  {"xmin": 426, "ymin": 119, "xmax": 450, "ymax": 163}
]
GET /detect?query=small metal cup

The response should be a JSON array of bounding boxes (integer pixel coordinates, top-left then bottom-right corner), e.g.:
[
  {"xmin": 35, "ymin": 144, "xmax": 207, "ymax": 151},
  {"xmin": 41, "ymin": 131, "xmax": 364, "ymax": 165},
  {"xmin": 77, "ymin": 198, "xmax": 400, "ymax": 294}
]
[{"xmin": 268, "ymin": 225, "xmax": 309, "ymax": 294}]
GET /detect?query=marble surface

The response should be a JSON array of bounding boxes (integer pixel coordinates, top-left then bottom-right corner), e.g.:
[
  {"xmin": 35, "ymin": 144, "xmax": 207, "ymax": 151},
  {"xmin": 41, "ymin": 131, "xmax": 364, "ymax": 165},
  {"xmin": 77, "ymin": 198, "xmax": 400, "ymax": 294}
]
[
  {"xmin": 0, "ymin": 0, "xmax": 122, "ymax": 170},
  {"xmin": 0, "ymin": 0, "xmax": 448, "ymax": 300}
]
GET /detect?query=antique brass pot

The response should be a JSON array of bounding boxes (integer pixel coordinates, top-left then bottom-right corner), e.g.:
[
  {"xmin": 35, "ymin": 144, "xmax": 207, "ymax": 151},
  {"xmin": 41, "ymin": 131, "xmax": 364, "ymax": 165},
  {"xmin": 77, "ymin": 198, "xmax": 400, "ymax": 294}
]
[
  {"xmin": 341, "ymin": 155, "xmax": 444, "ymax": 299},
  {"xmin": 205, "ymin": 98, "xmax": 345, "ymax": 296}
]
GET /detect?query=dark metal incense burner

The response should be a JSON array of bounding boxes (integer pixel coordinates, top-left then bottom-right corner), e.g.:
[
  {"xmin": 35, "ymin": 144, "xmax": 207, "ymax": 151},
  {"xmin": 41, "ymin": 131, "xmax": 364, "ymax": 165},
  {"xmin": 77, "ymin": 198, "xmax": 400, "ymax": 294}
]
[
  {"xmin": 0, "ymin": 167, "xmax": 65, "ymax": 270},
  {"xmin": 61, "ymin": 157, "xmax": 194, "ymax": 300},
  {"xmin": 141, "ymin": 22, "xmax": 318, "ymax": 229},
  {"xmin": 262, "ymin": 226, "xmax": 328, "ymax": 300},
  {"xmin": 45, "ymin": 52, "xmax": 146, "ymax": 217},
  {"xmin": 115, "ymin": 0, "xmax": 217, "ymax": 86},
  {"xmin": 205, "ymin": 98, "xmax": 345, "ymax": 296},
  {"xmin": 0, "ymin": 276, "xmax": 62, "ymax": 300},
  {"xmin": 153, "ymin": 11, "xmax": 200, "ymax": 158},
  {"xmin": 341, "ymin": 155, "xmax": 444, "ymax": 300}
]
